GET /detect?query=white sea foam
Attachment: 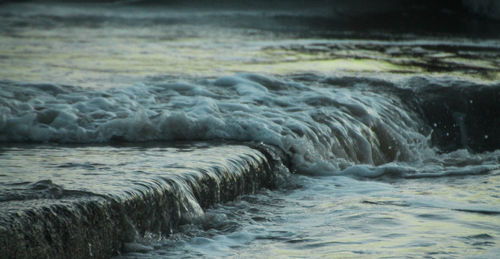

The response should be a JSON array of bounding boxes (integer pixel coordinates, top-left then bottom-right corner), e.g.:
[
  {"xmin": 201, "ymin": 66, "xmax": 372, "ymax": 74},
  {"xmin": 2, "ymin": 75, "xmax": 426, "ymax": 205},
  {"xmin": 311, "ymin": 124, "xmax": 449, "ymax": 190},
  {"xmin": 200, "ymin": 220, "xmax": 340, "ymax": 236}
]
[
  {"xmin": 1, "ymin": 74, "xmax": 498, "ymax": 177},
  {"xmin": 0, "ymin": 74, "xmax": 427, "ymax": 174}
]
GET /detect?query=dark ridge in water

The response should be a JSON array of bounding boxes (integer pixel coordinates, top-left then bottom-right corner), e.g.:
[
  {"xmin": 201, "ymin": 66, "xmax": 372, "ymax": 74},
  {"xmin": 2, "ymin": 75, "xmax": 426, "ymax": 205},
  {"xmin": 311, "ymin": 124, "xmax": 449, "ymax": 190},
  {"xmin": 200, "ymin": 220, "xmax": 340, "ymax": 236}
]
[
  {"xmin": 453, "ymin": 208, "xmax": 500, "ymax": 215},
  {"xmin": 278, "ymin": 42, "xmax": 500, "ymax": 77},
  {"xmin": 0, "ymin": 143, "xmax": 289, "ymax": 258}
]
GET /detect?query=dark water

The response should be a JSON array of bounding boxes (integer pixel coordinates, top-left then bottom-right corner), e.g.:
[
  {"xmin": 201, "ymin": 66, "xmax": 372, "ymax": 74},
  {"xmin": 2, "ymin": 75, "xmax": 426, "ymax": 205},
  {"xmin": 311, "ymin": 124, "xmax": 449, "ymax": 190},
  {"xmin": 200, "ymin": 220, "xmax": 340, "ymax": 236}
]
[{"xmin": 1, "ymin": 1, "xmax": 500, "ymax": 258}]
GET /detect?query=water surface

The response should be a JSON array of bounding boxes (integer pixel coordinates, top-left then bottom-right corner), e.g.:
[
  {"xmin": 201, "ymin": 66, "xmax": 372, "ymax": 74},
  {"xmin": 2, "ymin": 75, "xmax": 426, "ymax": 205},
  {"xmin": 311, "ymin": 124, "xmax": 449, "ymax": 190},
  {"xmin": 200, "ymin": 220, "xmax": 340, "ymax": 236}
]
[{"xmin": 1, "ymin": 2, "xmax": 500, "ymax": 258}]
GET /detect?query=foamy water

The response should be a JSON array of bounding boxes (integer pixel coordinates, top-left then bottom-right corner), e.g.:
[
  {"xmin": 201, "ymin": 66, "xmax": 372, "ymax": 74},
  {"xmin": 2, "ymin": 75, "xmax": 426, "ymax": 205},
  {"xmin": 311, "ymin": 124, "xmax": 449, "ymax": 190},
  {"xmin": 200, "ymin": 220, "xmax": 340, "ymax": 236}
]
[
  {"xmin": 117, "ymin": 172, "xmax": 500, "ymax": 258},
  {"xmin": 1, "ymin": 2, "xmax": 500, "ymax": 258}
]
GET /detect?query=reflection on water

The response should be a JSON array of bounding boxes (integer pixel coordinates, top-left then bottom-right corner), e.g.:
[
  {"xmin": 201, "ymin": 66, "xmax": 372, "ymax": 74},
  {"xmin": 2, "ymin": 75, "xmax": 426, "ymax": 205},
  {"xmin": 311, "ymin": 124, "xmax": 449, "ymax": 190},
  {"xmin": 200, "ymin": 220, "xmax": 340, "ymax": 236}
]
[
  {"xmin": 0, "ymin": 143, "xmax": 268, "ymax": 201},
  {"xmin": 1, "ymin": 4, "xmax": 499, "ymax": 88}
]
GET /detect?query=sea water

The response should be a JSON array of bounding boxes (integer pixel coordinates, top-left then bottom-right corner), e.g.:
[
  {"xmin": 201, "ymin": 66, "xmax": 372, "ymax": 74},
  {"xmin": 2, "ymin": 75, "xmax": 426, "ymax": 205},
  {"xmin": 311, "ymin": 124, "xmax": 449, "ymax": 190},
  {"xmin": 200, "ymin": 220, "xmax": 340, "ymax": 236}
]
[{"xmin": 1, "ymin": 2, "xmax": 499, "ymax": 258}]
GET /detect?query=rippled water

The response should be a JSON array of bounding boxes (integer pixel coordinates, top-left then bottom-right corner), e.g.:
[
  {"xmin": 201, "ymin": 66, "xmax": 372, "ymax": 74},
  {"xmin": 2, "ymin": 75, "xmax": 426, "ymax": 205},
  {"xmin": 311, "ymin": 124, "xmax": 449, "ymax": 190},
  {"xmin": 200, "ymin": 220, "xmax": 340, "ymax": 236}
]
[
  {"xmin": 1, "ymin": 2, "xmax": 500, "ymax": 258},
  {"xmin": 119, "ymin": 172, "xmax": 500, "ymax": 258},
  {"xmin": 0, "ymin": 143, "xmax": 269, "ymax": 202}
]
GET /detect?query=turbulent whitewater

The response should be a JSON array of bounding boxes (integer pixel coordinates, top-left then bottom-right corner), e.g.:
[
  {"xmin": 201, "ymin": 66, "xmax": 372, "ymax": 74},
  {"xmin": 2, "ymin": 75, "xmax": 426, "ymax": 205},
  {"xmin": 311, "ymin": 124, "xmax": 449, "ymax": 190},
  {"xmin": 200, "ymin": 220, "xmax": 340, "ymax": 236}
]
[
  {"xmin": 1, "ymin": 1, "xmax": 500, "ymax": 258},
  {"xmin": 1, "ymin": 74, "xmax": 499, "ymax": 176}
]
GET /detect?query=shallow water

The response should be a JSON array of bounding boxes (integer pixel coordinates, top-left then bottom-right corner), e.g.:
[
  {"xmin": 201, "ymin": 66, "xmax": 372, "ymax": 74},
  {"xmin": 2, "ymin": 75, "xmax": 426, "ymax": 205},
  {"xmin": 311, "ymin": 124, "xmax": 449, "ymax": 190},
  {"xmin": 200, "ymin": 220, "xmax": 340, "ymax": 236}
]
[
  {"xmin": 1, "ymin": 2, "xmax": 499, "ymax": 88},
  {"xmin": 1, "ymin": 2, "xmax": 500, "ymax": 258},
  {"xmin": 118, "ymin": 172, "xmax": 500, "ymax": 258},
  {"xmin": 0, "ymin": 143, "xmax": 269, "ymax": 202}
]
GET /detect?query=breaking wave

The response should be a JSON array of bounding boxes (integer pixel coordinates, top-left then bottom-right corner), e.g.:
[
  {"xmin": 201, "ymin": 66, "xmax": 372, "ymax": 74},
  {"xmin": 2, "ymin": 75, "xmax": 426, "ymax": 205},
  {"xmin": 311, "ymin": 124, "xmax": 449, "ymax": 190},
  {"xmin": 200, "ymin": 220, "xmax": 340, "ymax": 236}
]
[{"xmin": 1, "ymin": 74, "xmax": 499, "ymax": 177}]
